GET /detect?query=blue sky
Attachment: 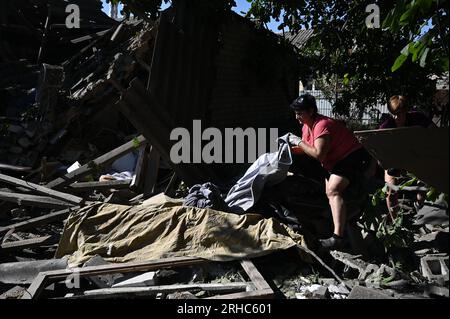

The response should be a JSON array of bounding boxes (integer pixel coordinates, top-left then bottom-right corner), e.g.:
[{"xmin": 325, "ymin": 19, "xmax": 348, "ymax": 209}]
[
  {"xmin": 101, "ymin": 1, "xmax": 433, "ymax": 38},
  {"xmin": 101, "ymin": 0, "xmax": 281, "ymax": 32}
]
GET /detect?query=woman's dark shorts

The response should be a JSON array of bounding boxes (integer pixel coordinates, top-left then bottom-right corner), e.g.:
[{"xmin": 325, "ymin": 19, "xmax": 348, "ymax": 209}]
[{"xmin": 328, "ymin": 147, "xmax": 372, "ymax": 186}]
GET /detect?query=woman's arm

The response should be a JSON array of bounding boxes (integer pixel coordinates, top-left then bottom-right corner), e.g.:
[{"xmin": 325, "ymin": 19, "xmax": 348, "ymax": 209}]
[{"xmin": 299, "ymin": 135, "xmax": 331, "ymax": 162}]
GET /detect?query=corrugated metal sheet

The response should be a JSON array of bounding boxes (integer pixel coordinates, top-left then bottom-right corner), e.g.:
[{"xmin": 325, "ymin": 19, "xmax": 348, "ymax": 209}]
[
  {"xmin": 284, "ymin": 30, "xmax": 314, "ymax": 49},
  {"xmin": 148, "ymin": 2, "xmax": 217, "ymax": 128}
]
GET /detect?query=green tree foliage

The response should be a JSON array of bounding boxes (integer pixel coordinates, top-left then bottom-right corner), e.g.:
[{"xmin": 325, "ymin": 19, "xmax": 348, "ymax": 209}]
[
  {"xmin": 246, "ymin": 0, "xmax": 448, "ymax": 116},
  {"xmin": 383, "ymin": 0, "xmax": 449, "ymax": 72},
  {"xmin": 108, "ymin": 0, "xmax": 447, "ymax": 117}
]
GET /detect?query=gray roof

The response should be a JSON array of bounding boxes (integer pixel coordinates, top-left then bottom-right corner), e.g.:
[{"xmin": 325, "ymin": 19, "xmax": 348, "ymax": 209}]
[{"xmin": 283, "ymin": 30, "xmax": 314, "ymax": 49}]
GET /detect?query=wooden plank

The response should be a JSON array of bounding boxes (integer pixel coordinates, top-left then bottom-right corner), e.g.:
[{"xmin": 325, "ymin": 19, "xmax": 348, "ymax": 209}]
[
  {"xmin": 46, "ymin": 135, "xmax": 146, "ymax": 190},
  {"xmin": 0, "ymin": 173, "xmax": 84, "ymax": 205},
  {"xmin": 130, "ymin": 145, "xmax": 148, "ymax": 192},
  {"xmin": 143, "ymin": 146, "xmax": 160, "ymax": 197},
  {"xmin": 62, "ymin": 36, "xmax": 103, "ymax": 68},
  {"xmin": 67, "ymin": 179, "xmax": 132, "ymax": 192},
  {"xmin": 24, "ymin": 257, "xmax": 274, "ymax": 300},
  {"xmin": 0, "ymin": 191, "xmax": 75, "ymax": 209},
  {"xmin": 0, "ymin": 163, "xmax": 33, "ymax": 172},
  {"xmin": 69, "ymin": 29, "xmax": 111, "ymax": 44},
  {"xmin": 36, "ymin": 5, "xmax": 51, "ymax": 64},
  {"xmin": 0, "ymin": 207, "xmax": 76, "ymax": 235},
  {"xmin": 23, "ymin": 256, "xmax": 208, "ymax": 299},
  {"xmin": 208, "ymin": 260, "xmax": 274, "ymax": 299},
  {"xmin": 164, "ymin": 173, "xmax": 178, "ymax": 197},
  {"xmin": 239, "ymin": 260, "xmax": 272, "ymax": 291},
  {"xmin": 44, "ymin": 257, "xmax": 207, "ymax": 279},
  {"xmin": 64, "ymin": 283, "xmax": 250, "ymax": 299},
  {"xmin": 206, "ymin": 288, "xmax": 274, "ymax": 300},
  {"xmin": 21, "ymin": 273, "xmax": 48, "ymax": 300},
  {"xmin": 1, "ymin": 235, "xmax": 53, "ymax": 252},
  {"xmin": 110, "ymin": 22, "xmax": 124, "ymax": 42}
]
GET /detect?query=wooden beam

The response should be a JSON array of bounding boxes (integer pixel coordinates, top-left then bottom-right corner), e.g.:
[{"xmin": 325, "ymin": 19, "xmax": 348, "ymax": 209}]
[
  {"xmin": 36, "ymin": 4, "xmax": 51, "ymax": 64},
  {"xmin": 67, "ymin": 179, "xmax": 132, "ymax": 193},
  {"xmin": 143, "ymin": 146, "xmax": 160, "ymax": 198},
  {"xmin": 46, "ymin": 135, "xmax": 146, "ymax": 190},
  {"xmin": 69, "ymin": 29, "xmax": 111, "ymax": 44},
  {"xmin": 0, "ymin": 173, "xmax": 84, "ymax": 205},
  {"xmin": 164, "ymin": 173, "xmax": 178, "ymax": 197},
  {"xmin": 206, "ymin": 260, "xmax": 274, "ymax": 299},
  {"xmin": 22, "ymin": 257, "xmax": 208, "ymax": 299},
  {"xmin": 206, "ymin": 288, "xmax": 274, "ymax": 300},
  {"xmin": 130, "ymin": 145, "xmax": 148, "ymax": 192},
  {"xmin": 62, "ymin": 35, "xmax": 104, "ymax": 68},
  {"xmin": 64, "ymin": 283, "xmax": 250, "ymax": 299},
  {"xmin": 110, "ymin": 23, "xmax": 124, "ymax": 42},
  {"xmin": 239, "ymin": 260, "xmax": 272, "ymax": 291},
  {"xmin": 21, "ymin": 273, "xmax": 47, "ymax": 300},
  {"xmin": 42, "ymin": 257, "xmax": 207, "ymax": 280},
  {"xmin": 0, "ymin": 207, "xmax": 77, "ymax": 236},
  {"xmin": 23, "ymin": 258, "xmax": 274, "ymax": 300},
  {"xmin": 0, "ymin": 191, "xmax": 75, "ymax": 209},
  {"xmin": 0, "ymin": 163, "xmax": 33, "ymax": 172},
  {"xmin": 1, "ymin": 235, "xmax": 53, "ymax": 253}
]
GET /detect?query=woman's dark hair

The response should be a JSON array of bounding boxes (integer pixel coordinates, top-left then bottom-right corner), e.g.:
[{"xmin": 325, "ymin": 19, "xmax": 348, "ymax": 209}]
[{"xmin": 290, "ymin": 94, "xmax": 318, "ymax": 116}]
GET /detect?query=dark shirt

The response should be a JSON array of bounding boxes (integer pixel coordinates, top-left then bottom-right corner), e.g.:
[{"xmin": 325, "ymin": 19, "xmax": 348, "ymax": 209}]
[{"xmin": 379, "ymin": 111, "xmax": 432, "ymax": 129}]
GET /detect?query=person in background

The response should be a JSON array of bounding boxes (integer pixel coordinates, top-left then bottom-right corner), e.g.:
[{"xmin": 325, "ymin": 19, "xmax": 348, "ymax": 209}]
[
  {"xmin": 380, "ymin": 95, "xmax": 436, "ymax": 218},
  {"xmin": 288, "ymin": 94, "xmax": 372, "ymax": 249},
  {"xmin": 380, "ymin": 95, "xmax": 434, "ymax": 129}
]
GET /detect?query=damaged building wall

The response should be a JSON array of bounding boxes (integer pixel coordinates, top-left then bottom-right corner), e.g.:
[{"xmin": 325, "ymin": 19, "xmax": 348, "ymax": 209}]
[
  {"xmin": 116, "ymin": 1, "xmax": 299, "ymax": 186},
  {"xmin": 2, "ymin": 0, "xmax": 299, "ymax": 186},
  {"xmin": 209, "ymin": 14, "xmax": 298, "ymax": 129}
]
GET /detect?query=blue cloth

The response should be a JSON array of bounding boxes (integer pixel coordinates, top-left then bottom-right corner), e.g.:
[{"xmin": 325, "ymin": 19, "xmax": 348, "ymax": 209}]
[{"xmin": 184, "ymin": 182, "xmax": 228, "ymax": 212}]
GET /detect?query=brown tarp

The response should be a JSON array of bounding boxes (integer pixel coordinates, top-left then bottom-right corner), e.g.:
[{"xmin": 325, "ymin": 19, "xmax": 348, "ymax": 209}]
[
  {"xmin": 355, "ymin": 127, "xmax": 449, "ymax": 194},
  {"xmin": 56, "ymin": 194, "xmax": 308, "ymax": 267}
]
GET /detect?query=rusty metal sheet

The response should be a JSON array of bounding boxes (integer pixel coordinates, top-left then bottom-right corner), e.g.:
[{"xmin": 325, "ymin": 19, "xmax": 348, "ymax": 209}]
[{"xmin": 355, "ymin": 127, "xmax": 449, "ymax": 194}]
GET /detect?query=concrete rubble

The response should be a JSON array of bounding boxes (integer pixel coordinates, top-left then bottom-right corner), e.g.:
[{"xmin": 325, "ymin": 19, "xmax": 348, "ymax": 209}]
[{"xmin": 0, "ymin": 0, "xmax": 448, "ymax": 300}]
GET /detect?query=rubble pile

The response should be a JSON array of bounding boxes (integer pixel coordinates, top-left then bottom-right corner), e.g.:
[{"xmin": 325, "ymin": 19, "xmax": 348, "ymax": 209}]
[{"xmin": 0, "ymin": 0, "xmax": 448, "ymax": 300}]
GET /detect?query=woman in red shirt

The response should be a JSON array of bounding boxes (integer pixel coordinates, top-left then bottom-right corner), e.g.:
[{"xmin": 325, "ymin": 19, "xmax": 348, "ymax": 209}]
[{"xmin": 289, "ymin": 94, "xmax": 371, "ymax": 249}]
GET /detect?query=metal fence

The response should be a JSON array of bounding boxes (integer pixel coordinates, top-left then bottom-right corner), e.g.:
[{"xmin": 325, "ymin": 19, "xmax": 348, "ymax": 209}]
[{"xmin": 301, "ymin": 89, "xmax": 389, "ymax": 126}]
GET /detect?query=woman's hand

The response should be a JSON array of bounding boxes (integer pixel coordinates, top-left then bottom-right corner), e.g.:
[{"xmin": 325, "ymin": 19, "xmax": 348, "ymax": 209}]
[{"xmin": 288, "ymin": 134, "xmax": 303, "ymax": 146}]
